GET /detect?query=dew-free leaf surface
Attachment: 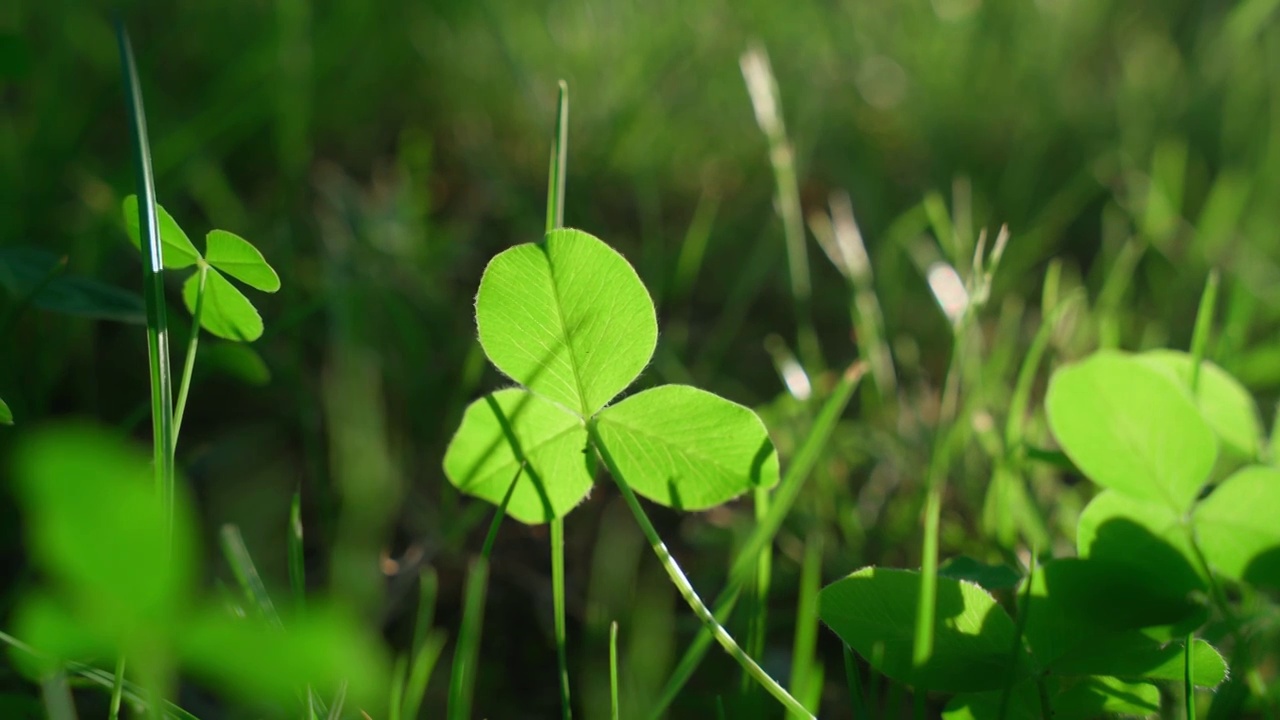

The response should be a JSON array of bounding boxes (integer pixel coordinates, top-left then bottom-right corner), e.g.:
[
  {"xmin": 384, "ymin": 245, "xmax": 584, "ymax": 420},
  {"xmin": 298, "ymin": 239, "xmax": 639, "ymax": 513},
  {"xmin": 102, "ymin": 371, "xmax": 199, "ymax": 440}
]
[
  {"xmin": 204, "ymin": 230, "xmax": 281, "ymax": 292},
  {"xmin": 1076, "ymin": 490, "xmax": 1206, "ymax": 594},
  {"xmin": 1194, "ymin": 465, "xmax": 1280, "ymax": 590},
  {"xmin": 1138, "ymin": 349, "xmax": 1262, "ymax": 462},
  {"xmin": 818, "ymin": 567, "xmax": 1026, "ymax": 693},
  {"xmin": 0, "ymin": 247, "xmax": 145, "ymax": 324},
  {"xmin": 123, "ymin": 195, "xmax": 201, "ymax": 269},
  {"xmin": 1046, "ymin": 350, "xmax": 1217, "ymax": 512},
  {"xmin": 475, "ymin": 229, "xmax": 657, "ymax": 416},
  {"xmin": 184, "ymin": 268, "xmax": 264, "ymax": 342},
  {"xmin": 593, "ymin": 385, "xmax": 779, "ymax": 510},
  {"xmin": 443, "ymin": 388, "xmax": 594, "ymax": 524}
]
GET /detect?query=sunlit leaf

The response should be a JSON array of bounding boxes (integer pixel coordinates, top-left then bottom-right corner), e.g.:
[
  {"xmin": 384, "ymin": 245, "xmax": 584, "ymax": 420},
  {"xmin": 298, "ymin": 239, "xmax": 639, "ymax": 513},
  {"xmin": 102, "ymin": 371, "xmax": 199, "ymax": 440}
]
[
  {"xmin": 123, "ymin": 195, "xmax": 201, "ymax": 269},
  {"xmin": 1138, "ymin": 349, "xmax": 1262, "ymax": 462},
  {"xmin": 1194, "ymin": 465, "xmax": 1280, "ymax": 590},
  {"xmin": 593, "ymin": 385, "xmax": 778, "ymax": 510},
  {"xmin": 204, "ymin": 230, "xmax": 280, "ymax": 292},
  {"xmin": 475, "ymin": 228, "xmax": 657, "ymax": 416},
  {"xmin": 1046, "ymin": 350, "xmax": 1217, "ymax": 512},
  {"xmin": 443, "ymin": 388, "xmax": 594, "ymax": 524},
  {"xmin": 184, "ymin": 268, "xmax": 264, "ymax": 342}
]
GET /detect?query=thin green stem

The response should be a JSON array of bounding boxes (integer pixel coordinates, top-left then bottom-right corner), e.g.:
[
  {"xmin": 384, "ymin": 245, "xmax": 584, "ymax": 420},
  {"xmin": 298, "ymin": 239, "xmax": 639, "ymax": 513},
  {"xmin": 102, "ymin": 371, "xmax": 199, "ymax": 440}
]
[
  {"xmin": 41, "ymin": 670, "xmax": 78, "ymax": 720},
  {"xmin": 1189, "ymin": 270, "xmax": 1220, "ymax": 393},
  {"xmin": 843, "ymin": 644, "xmax": 869, "ymax": 720},
  {"xmin": 172, "ymin": 264, "xmax": 209, "ymax": 444},
  {"xmin": 1185, "ymin": 634, "xmax": 1196, "ymax": 720},
  {"xmin": 110, "ymin": 655, "xmax": 126, "ymax": 720},
  {"xmin": 745, "ymin": 486, "xmax": 771, "ymax": 694},
  {"xmin": 448, "ymin": 468, "xmax": 519, "ymax": 720},
  {"xmin": 544, "ymin": 78, "xmax": 573, "ymax": 720},
  {"xmin": 998, "ymin": 554, "xmax": 1040, "ymax": 720},
  {"xmin": 609, "ymin": 621, "xmax": 620, "ymax": 720},
  {"xmin": 589, "ymin": 422, "xmax": 814, "ymax": 719},
  {"xmin": 552, "ymin": 517, "xmax": 572, "ymax": 719},
  {"xmin": 289, "ymin": 487, "xmax": 306, "ymax": 613},
  {"xmin": 649, "ymin": 362, "xmax": 865, "ymax": 717}
]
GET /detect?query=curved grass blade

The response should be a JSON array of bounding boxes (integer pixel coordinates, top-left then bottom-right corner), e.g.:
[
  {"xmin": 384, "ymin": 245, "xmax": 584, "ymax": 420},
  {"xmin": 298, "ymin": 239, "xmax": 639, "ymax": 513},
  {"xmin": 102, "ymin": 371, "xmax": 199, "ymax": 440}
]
[{"xmin": 116, "ymin": 19, "xmax": 176, "ymax": 529}]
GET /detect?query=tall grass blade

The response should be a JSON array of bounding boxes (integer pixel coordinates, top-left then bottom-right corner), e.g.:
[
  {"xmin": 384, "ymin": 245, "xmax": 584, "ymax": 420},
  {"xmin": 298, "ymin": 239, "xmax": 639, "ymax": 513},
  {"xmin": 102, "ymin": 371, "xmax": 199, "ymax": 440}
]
[
  {"xmin": 843, "ymin": 644, "xmax": 869, "ymax": 719},
  {"xmin": 115, "ymin": 19, "xmax": 176, "ymax": 528},
  {"xmin": 787, "ymin": 533, "xmax": 823, "ymax": 717},
  {"xmin": 219, "ymin": 523, "xmax": 283, "ymax": 627},
  {"xmin": 610, "ymin": 621, "xmax": 620, "ymax": 720},
  {"xmin": 1190, "ymin": 270, "xmax": 1221, "ymax": 392},
  {"xmin": 447, "ymin": 469, "xmax": 520, "ymax": 720},
  {"xmin": 289, "ymin": 487, "xmax": 306, "ymax": 612}
]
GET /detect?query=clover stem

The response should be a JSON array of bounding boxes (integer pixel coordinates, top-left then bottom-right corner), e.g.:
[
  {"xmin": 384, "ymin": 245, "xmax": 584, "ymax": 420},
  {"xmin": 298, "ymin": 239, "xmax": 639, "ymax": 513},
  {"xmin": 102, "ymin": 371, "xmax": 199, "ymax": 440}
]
[
  {"xmin": 587, "ymin": 423, "xmax": 815, "ymax": 719},
  {"xmin": 172, "ymin": 263, "xmax": 208, "ymax": 446},
  {"xmin": 109, "ymin": 655, "xmax": 126, "ymax": 720},
  {"xmin": 551, "ymin": 516, "xmax": 572, "ymax": 719}
]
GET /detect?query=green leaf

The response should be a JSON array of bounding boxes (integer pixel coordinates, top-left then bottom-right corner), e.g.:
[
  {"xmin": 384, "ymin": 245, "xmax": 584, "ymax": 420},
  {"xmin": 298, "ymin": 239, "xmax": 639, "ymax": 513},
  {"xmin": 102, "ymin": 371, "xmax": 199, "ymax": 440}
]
[
  {"xmin": 443, "ymin": 388, "xmax": 594, "ymax": 524},
  {"xmin": 0, "ymin": 397, "xmax": 11, "ymax": 425},
  {"xmin": 1053, "ymin": 676, "xmax": 1160, "ymax": 718},
  {"xmin": 0, "ymin": 247, "xmax": 146, "ymax": 324},
  {"xmin": 178, "ymin": 605, "xmax": 389, "ymax": 710},
  {"xmin": 1021, "ymin": 558, "xmax": 1206, "ymax": 671},
  {"xmin": 11, "ymin": 424, "xmax": 196, "ymax": 644},
  {"xmin": 592, "ymin": 385, "xmax": 779, "ymax": 510},
  {"xmin": 122, "ymin": 195, "xmax": 202, "ymax": 269},
  {"xmin": 938, "ymin": 556, "xmax": 1022, "ymax": 592},
  {"xmin": 475, "ymin": 228, "xmax": 657, "ymax": 416},
  {"xmin": 1076, "ymin": 490, "xmax": 1206, "ymax": 595},
  {"xmin": 942, "ymin": 681, "xmax": 1041, "ymax": 720},
  {"xmin": 204, "ymin": 229, "xmax": 281, "ymax": 292},
  {"xmin": 201, "ymin": 342, "xmax": 271, "ymax": 386},
  {"xmin": 1046, "ymin": 350, "xmax": 1217, "ymax": 512},
  {"xmin": 1138, "ymin": 349, "xmax": 1262, "ymax": 462},
  {"xmin": 819, "ymin": 567, "xmax": 1027, "ymax": 693},
  {"xmin": 1194, "ymin": 465, "xmax": 1280, "ymax": 590},
  {"xmin": 184, "ymin": 267, "xmax": 264, "ymax": 342},
  {"xmin": 1053, "ymin": 633, "xmax": 1226, "ymax": 688}
]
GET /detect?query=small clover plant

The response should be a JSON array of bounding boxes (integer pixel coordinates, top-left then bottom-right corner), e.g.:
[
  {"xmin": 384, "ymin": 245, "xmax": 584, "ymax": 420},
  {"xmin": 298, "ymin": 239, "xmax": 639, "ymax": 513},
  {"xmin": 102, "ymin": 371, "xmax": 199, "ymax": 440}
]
[
  {"xmin": 123, "ymin": 195, "xmax": 280, "ymax": 343},
  {"xmin": 442, "ymin": 226, "xmax": 814, "ymax": 714},
  {"xmin": 816, "ymin": 346, "xmax": 1280, "ymax": 718},
  {"xmin": 444, "ymin": 227, "xmax": 779, "ymax": 523}
]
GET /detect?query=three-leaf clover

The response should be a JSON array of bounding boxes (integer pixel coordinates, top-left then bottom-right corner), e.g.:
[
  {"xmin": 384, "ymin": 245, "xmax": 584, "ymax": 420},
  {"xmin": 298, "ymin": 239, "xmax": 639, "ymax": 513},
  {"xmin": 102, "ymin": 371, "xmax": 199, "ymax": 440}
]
[
  {"xmin": 443, "ymin": 228, "xmax": 779, "ymax": 524},
  {"xmin": 123, "ymin": 196, "xmax": 280, "ymax": 342}
]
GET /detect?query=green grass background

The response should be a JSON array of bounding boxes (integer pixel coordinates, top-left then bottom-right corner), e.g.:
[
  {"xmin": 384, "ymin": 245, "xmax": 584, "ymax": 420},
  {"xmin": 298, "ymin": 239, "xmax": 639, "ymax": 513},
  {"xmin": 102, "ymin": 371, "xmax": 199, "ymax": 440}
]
[{"xmin": 2, "ymin": 0, "xmax": 1280, "ymax": 717}]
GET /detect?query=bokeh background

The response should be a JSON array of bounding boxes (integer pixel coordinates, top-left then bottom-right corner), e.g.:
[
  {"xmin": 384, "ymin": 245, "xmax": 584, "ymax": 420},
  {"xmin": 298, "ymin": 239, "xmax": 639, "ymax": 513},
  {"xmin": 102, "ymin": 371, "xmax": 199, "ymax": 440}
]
[{"xmin": 4, "ymin": 0, "xmax": 1280, "ymax": 717}]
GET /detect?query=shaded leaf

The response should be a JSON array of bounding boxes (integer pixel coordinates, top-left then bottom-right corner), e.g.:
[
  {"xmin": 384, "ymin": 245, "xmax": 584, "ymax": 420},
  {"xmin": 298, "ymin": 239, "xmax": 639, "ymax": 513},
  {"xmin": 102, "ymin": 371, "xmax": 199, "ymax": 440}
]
[
  {"xmin": 1194, "ymin": 465, "xmax": 1280, "ymax": 590},
  {"xmin": 1053, "ymin": 633, "xmax": 1226, "ymax": 688},
  {"xmin": 443, "ymin": 388, "xmax": 593, "ymax": 524},
  {"xmin": 1053, "ymin": 676, "xmax": 1160, "ymax": 718},
  {"xmin": 201, "ymin": 342, "xmax": 271, "ymax": 386},
  {"xmin": 938, "ymin": 556, "xmax": 1022, "ymax": 592},
  {"xmin": 593, "ymin": 385, "xmax": 778, "ymax": 510},
  {"xmin": 1076, "ymin": 490, "xmax": 1206, "ymax": 594},
  {"xmin": 205, "ymin": 230, "xmax": 280, "ymax": 292},
  {"xmin": 475, "ymin": 228, "xmax": 657, "ymax": 416},
  {"xmin": 123, "ymin": 195, "xmax": 201, "ymax": 269},
  {"xmin": 0, "ymin": 247, "xmax": 145, "ymax": 324},
  {"xmin": 1046, "ymin": 350, "xmax": 1217, "ymax": 512},
  {"xmin": 184, "ymin": 268, "xmax": 263, "ymax": 342},
  {"xmin": 819, "ymin": 567, "xmax": 1027, "ymax": 693}
]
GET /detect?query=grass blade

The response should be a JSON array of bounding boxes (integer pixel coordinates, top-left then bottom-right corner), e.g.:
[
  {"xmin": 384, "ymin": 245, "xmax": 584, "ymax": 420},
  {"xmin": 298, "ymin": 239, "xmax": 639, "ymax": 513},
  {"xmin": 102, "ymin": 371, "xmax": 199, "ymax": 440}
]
[
  {"xmin": 447, "ymin": 468, "xmax": 520, "ymax": 720},
  {"xmin": 1190, "ymin": 270, "xmax": 1221, "ymax": 392},
  {"xmin": 219, "ymin": 523, "xmax": 282, "ymax": 627},
  {"xmin": 842, "ymin": 644, "xmax": 869, "ymax": 719},
  {"xmin": 289, "ymin": 487, "xmax": 306, "ymax": 613},
  {"xmin": 115, "ymin": 19, "xmax": 176, "ymax": 529},
  {"xmin": 610, "ymin": 621, "xmax": 620, "ymax": 720},
  {"xmin": 787, "ymin": 533, "xmax": 823, "ymax": 717}
]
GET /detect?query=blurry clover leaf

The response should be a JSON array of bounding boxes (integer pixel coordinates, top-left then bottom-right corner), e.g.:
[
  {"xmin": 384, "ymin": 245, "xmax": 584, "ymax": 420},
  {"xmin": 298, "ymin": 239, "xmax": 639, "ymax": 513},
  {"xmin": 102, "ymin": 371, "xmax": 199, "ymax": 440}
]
[
  {"xmin": 1046, "ymin": 350, "xmax": 1217, "ymax": 513},
  {"xmin": 0, "ymin": 247, "xmax": 145, "ymax": 324},
  {"xmin": 1194, "ymin": 465, "xmax": 1280, "ymax": 591},
  {"xmin": 446, "ymin": 228, "xmax": 778, "ymax": 523},
  {"xmin": 0, "ymin": 397, "xmax": 11, "ymax": 425},
  {"xmin": 10, "ymin": 424, "xmax": 387, "ymax": 705},
  {"xmin": 818, "ymin": 567, "xmax": 1028, "ymax": 693}
]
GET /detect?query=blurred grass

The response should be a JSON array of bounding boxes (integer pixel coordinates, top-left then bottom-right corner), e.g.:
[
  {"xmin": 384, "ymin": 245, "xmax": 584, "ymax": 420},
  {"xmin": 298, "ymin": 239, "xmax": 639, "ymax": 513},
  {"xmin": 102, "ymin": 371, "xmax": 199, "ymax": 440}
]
[{"xmin": 3, "ymin": 0, "xmax": 1280, "ymax": 717}]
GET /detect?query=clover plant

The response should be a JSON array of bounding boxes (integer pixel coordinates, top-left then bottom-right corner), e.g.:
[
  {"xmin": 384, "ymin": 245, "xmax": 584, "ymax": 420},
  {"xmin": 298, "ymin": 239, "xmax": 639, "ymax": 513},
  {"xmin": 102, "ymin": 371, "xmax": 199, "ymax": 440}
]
[
  {"xmin": 816, "ymin": 345, "xmax": 1280, "ymax": 718},
  {"xmin": 442, "ymin": 225, "xmax": 817, "ymax": 714}
]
